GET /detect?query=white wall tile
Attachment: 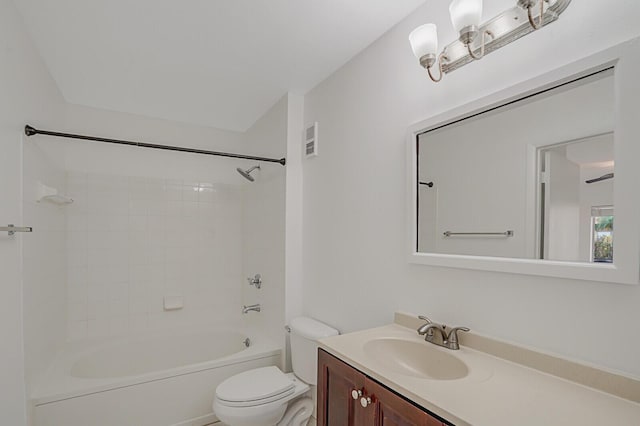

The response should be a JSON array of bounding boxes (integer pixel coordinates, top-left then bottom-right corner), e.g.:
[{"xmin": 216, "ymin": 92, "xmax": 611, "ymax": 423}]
[
  {"xmin": 68, "ymin": 321, "xmax": 88, "ymax": 341},
  {"xmin": 67, "ymin": 280, "xmax": 87, "ymax": 306},
  {"xmin": 165, "ymin": 200, "xmax": 183, "ymax": 217},
  {"xmin": 67, "ymin": 231, "xmax": 87, "ymax": 249},
  {"xmin": 87, "ymin": 283, "xmax": 108, "ymax": 303},
  {"xmin": 164, "ymin": 184, "xmax": 183, "ymax": 201},
  {"xmin": 129, "ymin": 296, "xmax": 149, "ymax": 315},
  {"xmin": 87, "ymin": 300, "xmax": 110, "ymax": 319},
  {"xmin": 109, "ymin": 282, "xmax": 129, "ymax": 301},
  {"xmin": 68, "ymin": 303, "xmax": 87, "ymax": 322},
  {"xmin": 109, "ymin": 298, "xmax": 129, "ymax": 317},
  {"xmin": 129, "ymin": 314, "xmax": 149, "ymax": 333},
  {"xmin": 109, "ymin": 316, "xmax": 128, "ymax": 336},
  {"xmin": 87, "ymin": 319, "xmax": 110, "ymax": 338},
  {"xmin": 198, "ymin": 187, "xmax": 216, "ymax": 203},
  {"xmin": 183, "ymin": 185, "xmax": 199, "ymax": 202},
  {"xmin": 67, "ymin": 249, "xmax": 88, "ymax": 268},
  {"xmin": 63, "ymin": 172, "xmax": 246, "ymax": 341}
]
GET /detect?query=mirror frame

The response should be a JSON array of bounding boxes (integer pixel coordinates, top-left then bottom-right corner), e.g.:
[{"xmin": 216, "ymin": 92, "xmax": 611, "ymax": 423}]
[{"xmin": 407, "ymin": 38, "xmax": 640, "ymax": 285}]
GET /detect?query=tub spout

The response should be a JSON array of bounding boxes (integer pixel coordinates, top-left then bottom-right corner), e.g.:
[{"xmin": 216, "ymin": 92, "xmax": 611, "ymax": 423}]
[{"xmin": 242, "ymin": 304, "xmax": 261, "ymax": 314}]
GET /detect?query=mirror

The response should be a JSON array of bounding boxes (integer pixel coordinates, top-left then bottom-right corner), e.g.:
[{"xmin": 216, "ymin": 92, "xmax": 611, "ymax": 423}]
[
  {"xmin": 416, "ymin": 70, "xmax": 615, "ymax": 263},
  {"xmin": 408, "ymin": 38, "xmax": 640, "ymax": 284}
]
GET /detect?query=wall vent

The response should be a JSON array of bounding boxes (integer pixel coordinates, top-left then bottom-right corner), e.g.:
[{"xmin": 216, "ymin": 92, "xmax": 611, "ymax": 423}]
[{"xmin": 304, "ymin": 122, "xmax": 318, "ymax": 158}]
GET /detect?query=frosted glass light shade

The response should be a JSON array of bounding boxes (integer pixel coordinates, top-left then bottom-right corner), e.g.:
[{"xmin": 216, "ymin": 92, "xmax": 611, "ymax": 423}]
[
  {"xmin": 409, "ymin": 24, "xmax": 438, "ymax": 59},
  {"xmin": 449, "ymin": 0, "xmax": 483, "ymax": 32}
]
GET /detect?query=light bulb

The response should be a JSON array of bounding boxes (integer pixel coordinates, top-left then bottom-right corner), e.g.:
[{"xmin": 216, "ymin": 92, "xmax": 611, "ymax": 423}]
[
  {"xmin": 409, "ymin": 24, "xmax": 438, "ymax": 63},
  {"xmin": 449, "ymin": 0, "xmax": 483, "ymax": 33}
]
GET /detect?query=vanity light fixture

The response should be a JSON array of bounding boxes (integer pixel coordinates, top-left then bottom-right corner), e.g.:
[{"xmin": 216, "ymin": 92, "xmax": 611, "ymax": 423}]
[{"xmin": 409, "ymin": 0, "xmax": 571, "ymax": 83}]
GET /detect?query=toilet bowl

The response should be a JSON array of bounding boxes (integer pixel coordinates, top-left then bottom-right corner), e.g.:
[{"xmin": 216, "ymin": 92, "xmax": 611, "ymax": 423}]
[
  {"xmin": 213, "ymin": 368, "xmax": 311, "ymax": 426},
  {"xmin": 213, "ymin": 317, "xmax": 338, "ymax": 426}
]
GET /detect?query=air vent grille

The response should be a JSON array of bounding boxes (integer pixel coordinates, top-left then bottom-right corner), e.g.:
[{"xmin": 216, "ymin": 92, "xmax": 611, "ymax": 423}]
[{"xmin": 304, "ymin": 122, "xmax": 318, "ymax": 158}]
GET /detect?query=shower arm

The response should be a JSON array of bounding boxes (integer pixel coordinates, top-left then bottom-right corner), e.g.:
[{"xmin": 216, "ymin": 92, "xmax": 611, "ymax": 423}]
[{"xmin": 585, "ymin": 173, "xmax": 614, "ymax": 184}]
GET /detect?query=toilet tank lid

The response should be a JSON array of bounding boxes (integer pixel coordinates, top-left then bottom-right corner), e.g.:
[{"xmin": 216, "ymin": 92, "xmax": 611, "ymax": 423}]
[{"xmin": 290, "ymin": 317, "xmax": 339, "ymax": 340}]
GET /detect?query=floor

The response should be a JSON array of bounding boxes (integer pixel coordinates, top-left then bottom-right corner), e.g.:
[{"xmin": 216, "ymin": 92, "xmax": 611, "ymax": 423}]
[{"xmin": 213, "ymin": 419, "xmax": 316, "ymax": 426}]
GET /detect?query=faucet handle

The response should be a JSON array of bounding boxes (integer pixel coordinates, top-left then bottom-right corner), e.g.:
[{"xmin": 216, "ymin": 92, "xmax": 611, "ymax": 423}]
[
  {"xmin": 247, "ymin": 274, "xmax": 262, "ymax": 289},
  {"xmin": 446, "ymin": 327, "xmax": 470, "ymax": 350},
  {"xmin": 416, "ymin": 316, "xmax": 433, "ymax": 336}
]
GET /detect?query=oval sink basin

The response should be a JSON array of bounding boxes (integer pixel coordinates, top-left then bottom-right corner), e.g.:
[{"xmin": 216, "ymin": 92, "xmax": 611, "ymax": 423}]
[{"xmin": 363, "ymin": 338, "xmax": 469, "ymax": 380}]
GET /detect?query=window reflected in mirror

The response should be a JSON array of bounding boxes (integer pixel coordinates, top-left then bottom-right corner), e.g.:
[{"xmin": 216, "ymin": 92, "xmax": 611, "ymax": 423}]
[
  {"xmin": 537, "ymin": 135, "xmax": 614, "ymax": 262},
  {"xmin": 591, "ymin": 206, "xmax": 614, "ymax": 263}
]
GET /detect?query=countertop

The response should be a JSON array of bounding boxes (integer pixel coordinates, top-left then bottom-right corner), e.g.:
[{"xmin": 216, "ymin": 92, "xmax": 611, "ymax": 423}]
[{"xmin": 318, "ymin": 323, "xmax": 640, "ymax": 426}]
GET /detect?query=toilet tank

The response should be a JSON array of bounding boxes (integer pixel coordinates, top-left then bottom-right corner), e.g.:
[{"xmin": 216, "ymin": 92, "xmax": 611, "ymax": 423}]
[{"xmin": 289, "ymin": 317, "xmax": 339, "ymax": 385}]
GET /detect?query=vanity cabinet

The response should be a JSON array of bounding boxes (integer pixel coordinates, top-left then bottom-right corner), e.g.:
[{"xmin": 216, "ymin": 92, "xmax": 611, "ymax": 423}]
[{"xmin": 318, "ymin": 349, "xmax": 448, "ymax": 426}]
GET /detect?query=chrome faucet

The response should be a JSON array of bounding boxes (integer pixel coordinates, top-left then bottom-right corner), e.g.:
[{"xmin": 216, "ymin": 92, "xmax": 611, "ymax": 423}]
[
  {"xmin": 416, "ymin": 316, "xmax": 441, "ymax": 339},
  {"xmin": 417, "ymin": 315, "xmax": 469, "ymax": 350},
  {"xmin": 242, "ymin": 304, "xmax": 261, "ymax": 314}
]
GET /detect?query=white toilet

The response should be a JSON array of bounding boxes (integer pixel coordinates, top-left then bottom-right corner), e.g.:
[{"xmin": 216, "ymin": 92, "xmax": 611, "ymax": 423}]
[{"xmin": 213, "ymin": 317, "xmax": 339, "ymax": 426}]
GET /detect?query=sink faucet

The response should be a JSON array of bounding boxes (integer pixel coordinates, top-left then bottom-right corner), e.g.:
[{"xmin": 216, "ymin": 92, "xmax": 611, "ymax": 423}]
[
  {"xmin": 417, "ymin": 315, "xmax": 469, "ymax": 350},
  {"xmin": 242, "ymin": 304, "xmax": 261, "ymax": 314},
  {"xmin": 416, "ymin": 315, "xmax": 442, "ymax": 339}
]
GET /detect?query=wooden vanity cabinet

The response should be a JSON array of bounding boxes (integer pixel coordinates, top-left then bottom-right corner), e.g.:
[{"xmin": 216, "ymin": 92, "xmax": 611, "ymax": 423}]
[
  {"xmin": 317, "ymin": 348, "xmax": 374, "ymax": 425},
  {"xmin": 318, "ymin": 349, "xmax": 448, "ymax": 426}
]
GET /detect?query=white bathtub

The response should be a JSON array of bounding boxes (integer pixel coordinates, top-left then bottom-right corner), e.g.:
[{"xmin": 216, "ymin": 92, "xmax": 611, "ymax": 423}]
[{"xmin": 32, "ymin": 328, "xmax": 281, "ymax": 426}]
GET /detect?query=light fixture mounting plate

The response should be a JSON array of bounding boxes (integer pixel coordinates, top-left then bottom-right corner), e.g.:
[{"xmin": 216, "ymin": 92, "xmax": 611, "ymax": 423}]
[{"xmin": 441, "ymin": 0, "xmax": 571, "ymax": 74}]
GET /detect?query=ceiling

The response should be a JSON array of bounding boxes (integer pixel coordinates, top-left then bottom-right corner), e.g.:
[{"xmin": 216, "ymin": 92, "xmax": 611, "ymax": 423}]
[{"xmin": 14, "ymin": 0, "xmax": 426, "ymax": 132}]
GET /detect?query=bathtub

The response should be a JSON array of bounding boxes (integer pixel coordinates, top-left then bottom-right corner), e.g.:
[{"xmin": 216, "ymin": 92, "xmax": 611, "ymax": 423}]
[{"xmin": 32, "ymin": 328, "xmax": 281, "ymax": 426}]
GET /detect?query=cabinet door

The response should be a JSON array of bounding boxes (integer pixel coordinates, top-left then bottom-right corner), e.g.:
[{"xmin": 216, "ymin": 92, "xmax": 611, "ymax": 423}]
[
  {"xmin": 317, "ymin": 349, "xmax": 375, "ymax": 426},
  {"xmin": 366, "ymin": 378, "xmax": 444, "ymax": 426}
]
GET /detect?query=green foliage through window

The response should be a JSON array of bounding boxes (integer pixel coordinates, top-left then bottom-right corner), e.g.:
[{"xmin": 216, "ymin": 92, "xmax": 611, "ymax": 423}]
[
  {"xmin": 594, "ymin": 216, "xmax": 613, "ymax": 232},
  {"xmin": 593, "ymin": 215, "xmax": 613, "ymax": 263}
]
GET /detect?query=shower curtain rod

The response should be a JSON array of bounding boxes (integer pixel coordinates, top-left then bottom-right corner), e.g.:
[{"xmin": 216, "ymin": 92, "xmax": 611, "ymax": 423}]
[{"xmin": 24, "ymin": 125, "xmax": 286, "ymax": 166}]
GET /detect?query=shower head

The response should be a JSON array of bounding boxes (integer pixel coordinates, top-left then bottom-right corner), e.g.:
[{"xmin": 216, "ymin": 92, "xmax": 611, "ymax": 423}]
[{"xmin": 237, "ymin": 165, "xmax": 260, "ymax": 182}]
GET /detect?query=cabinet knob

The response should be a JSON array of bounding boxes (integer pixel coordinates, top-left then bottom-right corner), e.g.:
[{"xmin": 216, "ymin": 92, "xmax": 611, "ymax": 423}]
[
  {"xmin": 360, "ymin": 396, "xmax": 372, "ymax": 408},
  {"xmin": 351, "ymin": 389, "xmax": 363, "ymax": 400}
]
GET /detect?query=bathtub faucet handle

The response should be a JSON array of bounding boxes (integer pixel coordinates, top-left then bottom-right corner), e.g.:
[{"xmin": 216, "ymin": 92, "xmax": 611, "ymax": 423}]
[{"xmin": 247, "ymin": 274, "xmax": 262, "ymax": 289}]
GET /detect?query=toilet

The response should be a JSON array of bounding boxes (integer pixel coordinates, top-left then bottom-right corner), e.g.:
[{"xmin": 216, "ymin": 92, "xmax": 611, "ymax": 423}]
[{"xmin": 213, "ymin": 317, "xmax": 339, "ymax": 426}]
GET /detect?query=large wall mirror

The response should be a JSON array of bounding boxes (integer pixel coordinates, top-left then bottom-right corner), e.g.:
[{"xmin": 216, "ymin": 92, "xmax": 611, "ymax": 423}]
[{"xmin": 407, "ymin": 39, "xmax": 640, "ymax": 284}]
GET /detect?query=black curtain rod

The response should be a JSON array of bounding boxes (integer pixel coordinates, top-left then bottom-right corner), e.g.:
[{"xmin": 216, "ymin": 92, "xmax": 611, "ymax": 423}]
[{"xmin": 24, "ymin": 125, "xmax": 286, "ymax": 166}]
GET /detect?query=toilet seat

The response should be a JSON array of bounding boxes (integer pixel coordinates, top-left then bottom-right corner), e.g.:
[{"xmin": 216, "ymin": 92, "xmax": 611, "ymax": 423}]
[
  {"xmin": 217, "ymin": 387, "xmax": 295, "ymax": 408},
  {"xmin": 216, "ymin": 366, "xmax": 296, "ymax": 408}
]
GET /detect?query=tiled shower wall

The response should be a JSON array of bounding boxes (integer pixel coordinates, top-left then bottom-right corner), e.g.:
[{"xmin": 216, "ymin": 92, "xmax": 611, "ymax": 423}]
[
  {"xmin": 65, "ymin": 172, "xmax": 244, "ymax": 340},
  {"xmin": 22, "ymin": 144, "xmax": 67, "ymax": 391}
]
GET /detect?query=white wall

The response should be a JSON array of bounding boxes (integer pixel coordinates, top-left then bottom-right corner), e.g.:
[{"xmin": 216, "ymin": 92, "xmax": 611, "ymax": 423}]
[
  {"xmin": 237, "ymin": 93, "xmax": 305, "ymax": 373},
  {"xmin": 0, "ymin": 0, "xmax": 66, "ymax": 424},
  {"xmin": 284, "ymin": 94, "xmax": 305, "ymax": 326},
  {"xmin": 302, "ymin": 0, "xmax": 640, "ymax": 377},
  {"xmin": 241, "ymin": 95, "xmax": 288, "ymax": 367},
  {"xmin": 546, "ymin": 147, "xmax": 581, "ymax": 261}
]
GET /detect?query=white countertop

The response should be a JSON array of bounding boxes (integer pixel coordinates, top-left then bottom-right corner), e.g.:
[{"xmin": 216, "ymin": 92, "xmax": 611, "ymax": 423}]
[{"xmin": 319, "ymin": 324, "xmax": 640, "ymax": 426}]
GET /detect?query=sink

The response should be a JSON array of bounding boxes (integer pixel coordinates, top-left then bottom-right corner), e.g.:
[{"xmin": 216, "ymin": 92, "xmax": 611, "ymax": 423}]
[{"xmin": 363, "ymin": 338, "xmax": 469, "ymax": 380}]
